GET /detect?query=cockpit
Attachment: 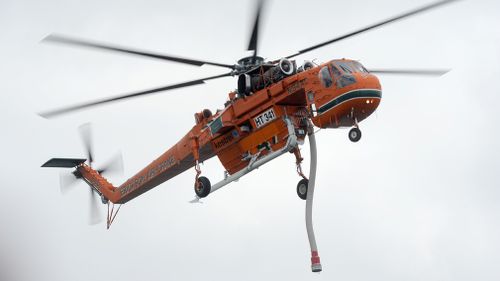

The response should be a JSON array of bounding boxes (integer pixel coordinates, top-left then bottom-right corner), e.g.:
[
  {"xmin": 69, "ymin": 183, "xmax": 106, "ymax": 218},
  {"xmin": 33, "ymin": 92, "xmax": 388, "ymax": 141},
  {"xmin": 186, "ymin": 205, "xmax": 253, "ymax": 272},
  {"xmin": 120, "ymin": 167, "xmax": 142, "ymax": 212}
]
[{"xmin": 318, "ymin": 60, "xmax": 370, "ymax": 89}]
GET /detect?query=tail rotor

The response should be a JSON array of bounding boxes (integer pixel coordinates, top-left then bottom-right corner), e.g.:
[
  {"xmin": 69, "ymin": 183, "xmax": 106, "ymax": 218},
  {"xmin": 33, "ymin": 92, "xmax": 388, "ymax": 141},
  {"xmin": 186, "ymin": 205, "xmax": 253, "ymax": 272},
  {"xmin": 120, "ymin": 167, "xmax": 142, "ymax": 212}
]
[{"xmin": 44, "ymin": 122, "xmax": 123, "ymax": 225}]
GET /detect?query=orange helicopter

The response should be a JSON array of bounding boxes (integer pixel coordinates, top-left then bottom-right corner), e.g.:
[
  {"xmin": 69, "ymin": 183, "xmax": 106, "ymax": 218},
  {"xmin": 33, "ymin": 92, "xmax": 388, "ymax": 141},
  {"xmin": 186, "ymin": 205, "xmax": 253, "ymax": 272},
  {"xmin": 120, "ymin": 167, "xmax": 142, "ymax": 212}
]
[{"xmin": 40, "ymin": 0, "xmax": 459, "ymax": 272}]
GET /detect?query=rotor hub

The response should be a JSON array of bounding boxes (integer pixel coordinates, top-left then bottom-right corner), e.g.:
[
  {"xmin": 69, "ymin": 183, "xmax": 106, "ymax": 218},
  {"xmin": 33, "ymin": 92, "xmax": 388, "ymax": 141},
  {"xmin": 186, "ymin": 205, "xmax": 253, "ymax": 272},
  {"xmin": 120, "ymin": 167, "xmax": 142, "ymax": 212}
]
[{"xmin": 237, "ymin": 56, "xmax": 264, "ymax": 67}]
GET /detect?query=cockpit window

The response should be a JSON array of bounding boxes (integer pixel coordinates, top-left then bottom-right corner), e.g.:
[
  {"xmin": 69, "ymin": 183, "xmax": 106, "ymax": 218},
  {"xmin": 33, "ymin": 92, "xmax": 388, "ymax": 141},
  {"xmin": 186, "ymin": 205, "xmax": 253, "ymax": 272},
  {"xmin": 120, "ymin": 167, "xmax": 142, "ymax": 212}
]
[
  {"xmin": 318, "ymin": 66, "xmax": 332, "ymax": 88},
  {"xmin": 331, "ymin": 64, "xmax": 342, "ymax": 78},
  {"xmin": 338, "ymin": 74, "xmax": 356, "ymax": 88},
  {"xmin": 350, "ymin": 61, "xmax": 369, "ymax": 73},
  {"xmin": 331, "ymin": 62, "xmax": 356, "ymax": 88},
  {"xmin": 338, "ymin": 62, "xmax": 353, "ymax": 74}
]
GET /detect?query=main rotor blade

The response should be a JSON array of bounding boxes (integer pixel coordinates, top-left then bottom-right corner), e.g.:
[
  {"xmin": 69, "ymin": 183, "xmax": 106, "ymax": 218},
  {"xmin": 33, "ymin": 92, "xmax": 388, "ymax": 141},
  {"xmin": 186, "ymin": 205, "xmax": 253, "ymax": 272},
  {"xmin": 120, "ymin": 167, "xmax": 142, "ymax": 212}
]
[
  {"xmin": 286, "ymin": 0, "xmax": 460, "ymax": 59},
  {"xmin": 248, "ymin": 0, "xmax": 264, "ymax": 62},
  {"xmin": 369, "ymin": 69, "xmax": 450, "ymax": 76},
  {"xmin": 79, "ymin": 123, "xmax": 94, "ymax": 165},
  {"xmin": 38, "ymin": 72, "xmax": 232, "ymax": 118},
  {"xmin": 43, "ymin": 34, "xmax": 235, "ymax": 69}
]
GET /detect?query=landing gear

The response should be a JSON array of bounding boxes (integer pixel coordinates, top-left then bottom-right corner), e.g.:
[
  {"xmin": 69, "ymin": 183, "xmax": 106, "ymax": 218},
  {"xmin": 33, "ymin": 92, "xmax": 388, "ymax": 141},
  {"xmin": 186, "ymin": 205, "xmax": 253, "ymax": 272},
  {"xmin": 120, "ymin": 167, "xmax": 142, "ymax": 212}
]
[
  {"xmin": 194, "ymin": 176, "xmax": 211, "ymax": 198},
  {"xmin": 297, "ymin": 178, "xmax": 309, "ymax": 200},
  {"xmin": 348, "ymin": 127, "xmax": 362, "ymax": 142},
  {"xmin": 293, "ymin": 149, "xmax": 309, "ymax": 200},
  {"xmin": 192, "ymin": 154, "xmax": 210, "ymax": 199},
  {"xmin": 348, "ymin": 115, "xmax": 362, "ymax": 142}
]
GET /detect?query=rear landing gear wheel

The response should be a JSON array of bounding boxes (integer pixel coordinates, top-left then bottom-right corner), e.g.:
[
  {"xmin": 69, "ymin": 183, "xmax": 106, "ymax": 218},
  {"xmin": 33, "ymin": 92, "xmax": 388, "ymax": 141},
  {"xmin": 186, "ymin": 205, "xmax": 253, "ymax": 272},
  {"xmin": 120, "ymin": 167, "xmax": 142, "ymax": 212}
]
[
  {"xmin": 194, "ymin": 176, "xmax": 211, "ymax": 198},
  {"xmin": 348, "ymin": 127, "xmax": 362, "ymax": 142},
  {"xmin": 297, "ymin": 178, "xmax": 309, "ymax": 200}
]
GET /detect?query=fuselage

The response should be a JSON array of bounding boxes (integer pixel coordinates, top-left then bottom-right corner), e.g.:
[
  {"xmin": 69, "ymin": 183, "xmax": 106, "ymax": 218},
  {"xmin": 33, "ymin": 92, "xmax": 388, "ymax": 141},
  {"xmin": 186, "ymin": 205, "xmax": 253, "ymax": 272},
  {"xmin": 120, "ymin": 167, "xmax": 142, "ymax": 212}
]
[{"xmin": 78, "ymin": 58, "xmax": 382, "ymax": 204}]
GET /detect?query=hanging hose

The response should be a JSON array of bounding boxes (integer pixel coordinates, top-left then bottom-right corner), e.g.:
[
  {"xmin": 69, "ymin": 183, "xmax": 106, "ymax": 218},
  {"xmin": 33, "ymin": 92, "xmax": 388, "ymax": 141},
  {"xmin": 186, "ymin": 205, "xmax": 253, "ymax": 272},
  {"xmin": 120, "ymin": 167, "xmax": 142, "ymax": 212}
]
[{"xmin": 306, "ymin": 122, "xmax": 322, "ymax": 272}]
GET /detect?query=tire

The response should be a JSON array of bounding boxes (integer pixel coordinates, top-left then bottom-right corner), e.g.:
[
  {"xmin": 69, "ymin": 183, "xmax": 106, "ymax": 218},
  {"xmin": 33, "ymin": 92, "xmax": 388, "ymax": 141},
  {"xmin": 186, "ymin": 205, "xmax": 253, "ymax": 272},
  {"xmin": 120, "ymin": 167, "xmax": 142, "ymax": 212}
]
[
  {"xmin": 194, "ymin": 176, "xmax": 211, "ymax": 198},
  {"xmin": 296, "ymin": 178, "xmax": 309, "ymax": 200},
  {"xmin": 348, "ymin": 127, "xmax": 362, "ymax": 142}
]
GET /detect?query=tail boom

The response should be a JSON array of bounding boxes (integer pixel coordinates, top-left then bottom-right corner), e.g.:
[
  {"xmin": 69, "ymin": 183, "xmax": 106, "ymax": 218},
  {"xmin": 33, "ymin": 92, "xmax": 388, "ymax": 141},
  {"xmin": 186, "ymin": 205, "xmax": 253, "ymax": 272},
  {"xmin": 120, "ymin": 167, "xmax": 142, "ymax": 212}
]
[{"xmin": 112, "ymin": 131, "xmax": 215, "ymax": 204}]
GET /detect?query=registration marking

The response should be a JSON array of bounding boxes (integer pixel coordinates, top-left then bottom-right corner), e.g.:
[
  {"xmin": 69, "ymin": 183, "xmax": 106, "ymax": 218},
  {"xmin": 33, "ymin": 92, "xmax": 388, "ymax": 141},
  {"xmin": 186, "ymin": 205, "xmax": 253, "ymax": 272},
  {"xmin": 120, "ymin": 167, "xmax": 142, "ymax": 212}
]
[{"xmin": 254, "ymin": 108, "xmax": 276, "ymax": 128}]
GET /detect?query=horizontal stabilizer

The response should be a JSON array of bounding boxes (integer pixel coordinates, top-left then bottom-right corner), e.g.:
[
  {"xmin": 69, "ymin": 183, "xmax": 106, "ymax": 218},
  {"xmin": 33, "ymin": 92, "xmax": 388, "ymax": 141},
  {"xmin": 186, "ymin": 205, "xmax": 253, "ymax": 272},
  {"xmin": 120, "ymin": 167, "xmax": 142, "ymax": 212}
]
[{"xmin": 41, "ymin": 158, "xmax": 86, "ymax": 168}]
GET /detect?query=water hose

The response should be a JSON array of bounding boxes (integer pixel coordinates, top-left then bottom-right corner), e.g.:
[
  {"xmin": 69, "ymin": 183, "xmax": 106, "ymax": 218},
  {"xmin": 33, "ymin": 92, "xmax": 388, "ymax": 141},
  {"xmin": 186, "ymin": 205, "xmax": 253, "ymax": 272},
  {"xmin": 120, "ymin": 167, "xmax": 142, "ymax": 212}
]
[{"xmin": 306, "ymin": 124, "xmax": 322, "ymax": 272}]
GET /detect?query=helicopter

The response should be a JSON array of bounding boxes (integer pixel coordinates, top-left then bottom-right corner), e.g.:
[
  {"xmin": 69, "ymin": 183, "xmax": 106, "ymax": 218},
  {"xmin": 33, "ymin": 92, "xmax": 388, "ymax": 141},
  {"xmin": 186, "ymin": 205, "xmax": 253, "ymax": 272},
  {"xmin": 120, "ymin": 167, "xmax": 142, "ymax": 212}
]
[{"xmin": 40, "ymin": 0, "xmax": 460, "ymax": 272}]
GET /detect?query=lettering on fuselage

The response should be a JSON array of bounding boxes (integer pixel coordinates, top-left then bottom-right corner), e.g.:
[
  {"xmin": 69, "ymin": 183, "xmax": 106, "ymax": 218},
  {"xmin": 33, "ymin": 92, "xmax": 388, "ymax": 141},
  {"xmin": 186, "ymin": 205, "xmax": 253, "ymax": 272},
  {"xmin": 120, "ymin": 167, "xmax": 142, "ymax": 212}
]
[
  {"xmin": 213, "ymin": 133, "xmax": 234, "ymax": 150},
  {"xmin": 120, "ymin": 156, "xmax": 177, "ymax": 196}
]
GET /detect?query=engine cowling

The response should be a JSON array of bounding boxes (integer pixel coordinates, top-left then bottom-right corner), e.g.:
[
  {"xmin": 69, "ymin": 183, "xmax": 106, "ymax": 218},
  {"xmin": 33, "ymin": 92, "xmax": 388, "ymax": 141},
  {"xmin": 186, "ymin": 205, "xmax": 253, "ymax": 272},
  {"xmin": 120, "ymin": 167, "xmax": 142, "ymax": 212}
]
[
  {"xmin": 278, "ymin": 58, "xmax": 295, "ymax": 75},
  {"xmin": 237, "ymin": 74, "xmax": 252, "ymax": 95},
  {"xmin": 237, "ymin": 58, "xmax": 296, "ymax": 95},
  {"xmin": 298, "ymin": 61, "xmax": 314, "ymax": 72}
]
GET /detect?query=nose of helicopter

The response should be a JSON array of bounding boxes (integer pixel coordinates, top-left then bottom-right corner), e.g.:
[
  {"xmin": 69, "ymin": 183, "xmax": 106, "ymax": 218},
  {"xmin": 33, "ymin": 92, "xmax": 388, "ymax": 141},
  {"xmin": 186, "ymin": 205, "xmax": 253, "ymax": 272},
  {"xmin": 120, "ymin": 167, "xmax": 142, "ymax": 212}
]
[
  {"xmin": 356, "ymin": 72, "xmax": 382, "ymax": 99},
  {"xmin": 351, "ymin": 72, "xmax": 382, "ymax": 121},
  {"xmin": 311, "ymin": 67, "xmax": 382, "ymax": 129}
]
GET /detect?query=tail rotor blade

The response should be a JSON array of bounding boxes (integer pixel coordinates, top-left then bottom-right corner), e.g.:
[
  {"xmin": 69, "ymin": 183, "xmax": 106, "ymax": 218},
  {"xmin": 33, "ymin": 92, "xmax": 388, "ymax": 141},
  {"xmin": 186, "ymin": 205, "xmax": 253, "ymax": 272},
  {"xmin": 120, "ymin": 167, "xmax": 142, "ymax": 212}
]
[
  {"xmin": 78, "ymin": 123, "xmax": 94, "ymax": 166},
  {"xmin": 97, "ymin": 152, "xmax": 124, "ymax": 176},
  {"xmin": 59, "ymin": 171, "xmax": 78, "ymax": 194},
  {"xmin": 88, "ymin": 188, "xmax": 102, "ymax": 225}
]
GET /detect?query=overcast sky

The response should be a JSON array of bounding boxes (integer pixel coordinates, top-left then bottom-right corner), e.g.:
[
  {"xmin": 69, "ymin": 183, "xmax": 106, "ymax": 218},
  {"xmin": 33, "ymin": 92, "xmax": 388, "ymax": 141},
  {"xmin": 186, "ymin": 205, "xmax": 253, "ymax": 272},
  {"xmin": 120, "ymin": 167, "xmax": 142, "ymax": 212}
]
[{"xmin": 1, "ymin": 0, "xmax": 499, "ymax": 280}]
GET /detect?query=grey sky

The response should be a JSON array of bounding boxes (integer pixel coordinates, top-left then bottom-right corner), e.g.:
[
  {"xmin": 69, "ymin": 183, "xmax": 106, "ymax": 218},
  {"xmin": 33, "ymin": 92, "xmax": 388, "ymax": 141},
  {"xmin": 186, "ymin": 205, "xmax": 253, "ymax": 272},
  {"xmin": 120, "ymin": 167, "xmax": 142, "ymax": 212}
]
[{"xmin": 1, "ymin": 0, "xmax": 499, "ymax": 280}]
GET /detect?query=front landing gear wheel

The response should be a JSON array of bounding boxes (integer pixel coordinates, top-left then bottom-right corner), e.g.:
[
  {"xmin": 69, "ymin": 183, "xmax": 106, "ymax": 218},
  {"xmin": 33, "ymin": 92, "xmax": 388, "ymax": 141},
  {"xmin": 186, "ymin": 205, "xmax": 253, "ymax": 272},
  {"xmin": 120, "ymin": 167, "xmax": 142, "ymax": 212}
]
[
  {"xmin": 348, "ymin": 127, "xmax": 362, "ymax": 142},
  {"xmin": 297, "ymin": 178, "xmax": 309, "ymax": 200},
  {"xmin": 194, "ymin": 176, "xmax": 211, "ymax": 198}
]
